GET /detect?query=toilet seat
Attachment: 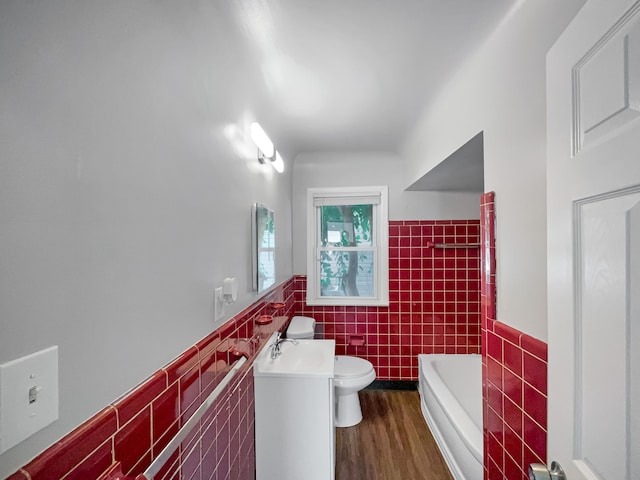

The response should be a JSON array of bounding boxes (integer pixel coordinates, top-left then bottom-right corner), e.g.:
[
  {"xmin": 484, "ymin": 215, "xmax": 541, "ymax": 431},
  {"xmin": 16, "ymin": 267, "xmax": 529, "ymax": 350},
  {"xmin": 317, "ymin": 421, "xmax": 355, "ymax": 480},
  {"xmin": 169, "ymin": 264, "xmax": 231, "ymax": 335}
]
[{"xmin": 334, "ymin": 355, "xmax": 374, "ymax": 379}]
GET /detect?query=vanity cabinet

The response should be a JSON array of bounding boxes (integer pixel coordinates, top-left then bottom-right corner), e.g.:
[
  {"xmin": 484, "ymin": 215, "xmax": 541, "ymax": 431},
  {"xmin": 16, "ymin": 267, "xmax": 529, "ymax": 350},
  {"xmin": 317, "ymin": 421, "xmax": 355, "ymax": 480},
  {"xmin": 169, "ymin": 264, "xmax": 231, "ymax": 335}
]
[{"xmin": 253, "ymin": 336, "xmax": 335, "ymax": 480}]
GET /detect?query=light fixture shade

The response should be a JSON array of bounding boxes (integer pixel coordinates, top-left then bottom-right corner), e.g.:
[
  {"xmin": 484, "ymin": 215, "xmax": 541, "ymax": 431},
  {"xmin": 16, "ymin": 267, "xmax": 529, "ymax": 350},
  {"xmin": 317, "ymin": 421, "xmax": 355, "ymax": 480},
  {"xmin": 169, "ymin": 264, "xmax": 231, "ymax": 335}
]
[
  {"xmin": 272, "ymin": 151, "xmax": 285, "ymax": 173},
  {"xmin": 250, "ymin": 122, "xmax": 274, "ymax": 158}
]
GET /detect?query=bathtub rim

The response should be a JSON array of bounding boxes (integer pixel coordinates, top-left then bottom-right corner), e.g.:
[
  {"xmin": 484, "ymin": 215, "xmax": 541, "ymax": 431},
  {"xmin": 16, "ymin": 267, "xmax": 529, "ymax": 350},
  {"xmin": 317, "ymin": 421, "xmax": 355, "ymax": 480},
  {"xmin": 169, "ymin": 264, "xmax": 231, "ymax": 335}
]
[
  {"xmin": 419, "ymin": 390, "xmax": 469, "ymax": 480},
  {"xmin": 418, "ymin": 353, "xmax": 483, "ymax": 464}
]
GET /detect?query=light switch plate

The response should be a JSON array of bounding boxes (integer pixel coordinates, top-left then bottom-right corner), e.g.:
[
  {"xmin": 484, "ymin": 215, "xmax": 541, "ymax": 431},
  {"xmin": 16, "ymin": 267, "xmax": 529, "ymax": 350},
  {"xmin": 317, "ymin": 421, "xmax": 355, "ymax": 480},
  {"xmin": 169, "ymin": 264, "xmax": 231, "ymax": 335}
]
[{"xmin": 0, "ymin": 345, "xmax": 59, "ymax": 454}]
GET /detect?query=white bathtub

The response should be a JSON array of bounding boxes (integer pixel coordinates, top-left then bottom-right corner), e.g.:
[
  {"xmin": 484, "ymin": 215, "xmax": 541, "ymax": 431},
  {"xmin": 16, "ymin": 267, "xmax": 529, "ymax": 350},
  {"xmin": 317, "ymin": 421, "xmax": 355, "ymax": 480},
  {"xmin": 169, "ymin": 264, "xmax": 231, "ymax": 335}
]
[{"xmin": 418, "ymin": 354, "xmax": 483, "ymax": 480}]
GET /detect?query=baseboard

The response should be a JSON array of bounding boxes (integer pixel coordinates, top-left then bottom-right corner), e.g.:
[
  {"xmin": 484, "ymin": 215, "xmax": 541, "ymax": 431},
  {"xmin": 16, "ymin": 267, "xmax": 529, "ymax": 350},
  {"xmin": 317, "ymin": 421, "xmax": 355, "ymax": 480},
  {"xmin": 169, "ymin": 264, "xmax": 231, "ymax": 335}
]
[{"xmin": 365, "ymin": 380, "xmax": 418, "ymax": 391}]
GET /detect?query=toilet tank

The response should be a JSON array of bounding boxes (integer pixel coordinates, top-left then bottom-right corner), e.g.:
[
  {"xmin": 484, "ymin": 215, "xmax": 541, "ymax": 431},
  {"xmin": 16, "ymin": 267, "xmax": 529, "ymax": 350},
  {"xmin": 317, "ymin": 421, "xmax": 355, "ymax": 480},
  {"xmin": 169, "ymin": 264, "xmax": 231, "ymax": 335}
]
[{"xmin": 287, "ymin": 316, "xmax": 316, "ymax": 339}]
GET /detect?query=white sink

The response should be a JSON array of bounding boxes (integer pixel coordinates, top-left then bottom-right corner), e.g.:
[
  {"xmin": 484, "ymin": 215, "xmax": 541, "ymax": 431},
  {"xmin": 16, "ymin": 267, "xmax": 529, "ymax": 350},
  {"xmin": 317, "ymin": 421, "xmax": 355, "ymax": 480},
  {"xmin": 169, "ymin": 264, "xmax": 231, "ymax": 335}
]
[{"xmin": 254, "ymin": 332, "xmax": 335, "ymax": 378}]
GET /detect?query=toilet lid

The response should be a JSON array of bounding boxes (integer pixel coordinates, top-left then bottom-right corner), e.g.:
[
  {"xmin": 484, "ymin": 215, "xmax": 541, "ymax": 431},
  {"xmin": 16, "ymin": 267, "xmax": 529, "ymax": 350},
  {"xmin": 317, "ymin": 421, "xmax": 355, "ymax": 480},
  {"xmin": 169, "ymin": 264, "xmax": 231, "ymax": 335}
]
[{"xmin": 334, "ymin": 356, "xmax": 374, "ymax": 379}]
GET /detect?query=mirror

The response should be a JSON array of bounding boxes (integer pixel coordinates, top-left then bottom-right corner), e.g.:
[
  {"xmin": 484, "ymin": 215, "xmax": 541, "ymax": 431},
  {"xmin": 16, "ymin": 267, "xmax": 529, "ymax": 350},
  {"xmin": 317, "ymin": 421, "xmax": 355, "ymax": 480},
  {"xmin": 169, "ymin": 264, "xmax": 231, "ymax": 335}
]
[{"xmin": 252, "ymin": 203, "xmax": 276, "ymax": 293}]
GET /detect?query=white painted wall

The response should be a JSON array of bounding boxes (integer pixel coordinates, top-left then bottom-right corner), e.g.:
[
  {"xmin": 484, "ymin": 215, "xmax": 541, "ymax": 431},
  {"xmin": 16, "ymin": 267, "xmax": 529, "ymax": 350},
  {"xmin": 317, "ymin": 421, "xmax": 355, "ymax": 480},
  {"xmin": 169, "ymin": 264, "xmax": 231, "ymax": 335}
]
[
  {"xmin": 0, "ymin": 2, "xmax": 292, "ymax": 475},
  {"xmin": 401, "ymin": 0, "xmax": 585, "ymax": 340},
  {"xmin": 292, "ymin": 152, "xmax": 480, "ymax": 274},
  {"xmin": 0, "ymin": 0, "xmax": 588, "ymax": 473}
]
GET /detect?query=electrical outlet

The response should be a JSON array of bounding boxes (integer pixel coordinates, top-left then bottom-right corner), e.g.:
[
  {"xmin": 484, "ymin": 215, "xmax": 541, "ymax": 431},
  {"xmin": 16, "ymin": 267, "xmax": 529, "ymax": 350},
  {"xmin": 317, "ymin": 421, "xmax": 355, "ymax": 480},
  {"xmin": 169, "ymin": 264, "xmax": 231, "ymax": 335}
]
[{"xmin": 214, "ymin": 287, "xmax": 224, "ymax": 321}]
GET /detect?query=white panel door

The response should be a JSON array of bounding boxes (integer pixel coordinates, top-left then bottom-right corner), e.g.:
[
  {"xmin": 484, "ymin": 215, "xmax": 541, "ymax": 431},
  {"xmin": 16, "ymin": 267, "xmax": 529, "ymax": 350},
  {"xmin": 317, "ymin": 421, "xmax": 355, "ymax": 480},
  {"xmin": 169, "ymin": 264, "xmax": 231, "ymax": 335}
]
[{"xmin": 547, "ymin": 0, "xmax": 640, "ymax": 479}]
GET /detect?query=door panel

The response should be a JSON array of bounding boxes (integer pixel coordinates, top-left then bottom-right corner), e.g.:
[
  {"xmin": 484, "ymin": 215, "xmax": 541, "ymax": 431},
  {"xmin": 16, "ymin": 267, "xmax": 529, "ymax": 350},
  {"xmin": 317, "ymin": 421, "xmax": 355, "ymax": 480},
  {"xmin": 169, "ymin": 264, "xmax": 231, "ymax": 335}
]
[
  {"xmin": 575, "ymin": 191, "xmax": 639, "ymax": 479},
  {"xmin": 575, "ymin": 11, "xmax": 640, "ymax": 152},
  {"xmin": 547, "ymin": 1, "xmax": 640, "ymax": 479},
  {"xmin": 632, "ymin": 201, "xmax": 640, "ymax": 480}
]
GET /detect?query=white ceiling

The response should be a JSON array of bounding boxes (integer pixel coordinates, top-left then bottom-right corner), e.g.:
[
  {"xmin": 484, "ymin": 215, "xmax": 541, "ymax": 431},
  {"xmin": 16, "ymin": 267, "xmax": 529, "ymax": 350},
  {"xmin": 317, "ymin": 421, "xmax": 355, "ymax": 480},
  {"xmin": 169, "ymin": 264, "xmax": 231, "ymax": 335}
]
[{"xmin": 229, "ymin": 0, "xmax": 517, "ymax": 162}]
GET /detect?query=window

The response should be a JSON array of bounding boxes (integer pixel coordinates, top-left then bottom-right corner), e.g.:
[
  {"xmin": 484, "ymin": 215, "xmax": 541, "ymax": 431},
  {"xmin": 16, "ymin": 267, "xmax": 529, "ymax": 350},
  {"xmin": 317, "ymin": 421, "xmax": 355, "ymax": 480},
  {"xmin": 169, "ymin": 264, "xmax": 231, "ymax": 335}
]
[
  {"xmin": 252, "ymin": 204, "xmax": 276, "ymax": 293},
  {"xmin": 306, "ymin": 186, "xmax": 389, "ymax": 306}
]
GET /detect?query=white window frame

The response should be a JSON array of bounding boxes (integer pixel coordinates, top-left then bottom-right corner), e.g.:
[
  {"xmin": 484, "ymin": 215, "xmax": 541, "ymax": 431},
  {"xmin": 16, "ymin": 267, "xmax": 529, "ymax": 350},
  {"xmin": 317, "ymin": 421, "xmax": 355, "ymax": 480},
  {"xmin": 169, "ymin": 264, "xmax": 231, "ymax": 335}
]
[{"xmin": 306, "ymin": 186, "xmax": 389, "ymax": 306}]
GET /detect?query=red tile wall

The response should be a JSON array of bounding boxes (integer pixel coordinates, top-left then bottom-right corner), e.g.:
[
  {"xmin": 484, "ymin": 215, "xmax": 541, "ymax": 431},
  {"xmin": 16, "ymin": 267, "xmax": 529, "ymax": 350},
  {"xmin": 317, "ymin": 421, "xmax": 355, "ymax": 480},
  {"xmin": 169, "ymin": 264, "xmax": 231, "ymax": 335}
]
[
  {"xmin": 484, "ymin": 319, "xmax": 548, "ymax": 480},
  {"xmin": 481, "ymin": 192, "xmax": 548, "ymax": 480},
  {"xmin": 6, "ymin": 218, "xmax": 486, "ymax": 479},
  {"xmin": 294, "ymin": 219, "xmax": 482, "ymax": 381},
  {"xmin": 6, "ymin": 280, "xmax": 297, "ymax": 480}
]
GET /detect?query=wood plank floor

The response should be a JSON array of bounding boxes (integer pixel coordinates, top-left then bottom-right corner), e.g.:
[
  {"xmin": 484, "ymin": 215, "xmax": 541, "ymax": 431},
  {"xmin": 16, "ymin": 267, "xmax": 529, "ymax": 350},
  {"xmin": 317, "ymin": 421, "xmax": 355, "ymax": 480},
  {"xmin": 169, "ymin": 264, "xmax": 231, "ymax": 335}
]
[{"xmin": 336, "ymin": 390, "xmax": 453, "ymax": 480}]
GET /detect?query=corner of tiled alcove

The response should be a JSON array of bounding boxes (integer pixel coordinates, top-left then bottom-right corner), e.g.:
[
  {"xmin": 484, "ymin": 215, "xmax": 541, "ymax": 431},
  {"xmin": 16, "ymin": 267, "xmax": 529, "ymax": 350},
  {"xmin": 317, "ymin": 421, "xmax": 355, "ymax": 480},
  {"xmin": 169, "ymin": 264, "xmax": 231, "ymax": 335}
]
[
  {"xmin": 480, "ymin": 191, "xmax": 497, "ymax": 480},
  {"xmin": 480, "ymin": 192, "xmax": 548, "ymax": 480}
]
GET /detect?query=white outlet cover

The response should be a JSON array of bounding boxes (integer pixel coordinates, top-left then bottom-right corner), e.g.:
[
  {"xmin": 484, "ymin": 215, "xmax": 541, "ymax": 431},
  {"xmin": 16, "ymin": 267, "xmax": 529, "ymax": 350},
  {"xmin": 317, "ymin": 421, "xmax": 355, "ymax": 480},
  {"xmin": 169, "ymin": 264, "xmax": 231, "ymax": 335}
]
[
  {"xmin": 0, "ymin": 345, "xmax": 59, "ymax": 454},
  {"xmin": 214, "ymin": 287, "xmax": 224, "ymax": 321}
]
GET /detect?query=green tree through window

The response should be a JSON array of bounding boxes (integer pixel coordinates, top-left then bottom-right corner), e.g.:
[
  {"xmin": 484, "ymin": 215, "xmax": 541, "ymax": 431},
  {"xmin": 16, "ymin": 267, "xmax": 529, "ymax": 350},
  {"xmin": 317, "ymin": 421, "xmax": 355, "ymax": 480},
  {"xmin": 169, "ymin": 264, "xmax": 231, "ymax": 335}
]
[
  {"xmin": 320, "ymin": 205, "xmax": 373, "ymax": 297},
  {"xmin": 307, "ymin": 186, "xmax": 388, "ymax": 306}
]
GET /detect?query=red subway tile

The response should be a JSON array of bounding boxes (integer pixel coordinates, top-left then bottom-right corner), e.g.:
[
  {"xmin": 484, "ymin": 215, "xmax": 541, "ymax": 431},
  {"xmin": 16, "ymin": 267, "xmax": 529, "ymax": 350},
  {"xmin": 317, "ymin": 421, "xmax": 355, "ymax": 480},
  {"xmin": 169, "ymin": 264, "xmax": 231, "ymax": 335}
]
[
  {"xmin": 523, "ymin": 352, "xmax": 547, "ymax": 395},
  {"xmin": 114, "ymin": 371, "xmax": 167, "ymax": 427},
  {"xmin": 504, "ymin": 449, "xmax": 524, "ymax": 480},
  {"xmin": 164, "ymin": 347, "xmax": 199, "ymax": 386},
  {"xmin": 486, "ymin": 379, "xmax": 503, "ymax": 418},
  {"xmin": 152, "ymin": 382, "xmax": 180, "ymax": 451},
  {"xmin": 114, "ymin": 406, "xmax": 152, "ymax": 476},
  {"xmin": 486, "ymin": 331, "xmax": 502, "ymax": 362},
  {"xmin": 487, "ymin": 455, "xmax": 502, "ymax": 480},
  {"xmin": 202, "ymin": 435, "xmax": 219, "ymax": 478},
  {"xmin": 523, "ymin": 413, "xmax": 546, "ymax": 460},
  {"xmin": 216, "ymin": 422, "xmax": 231, "ymax": 473},
  {"xmin": 504, "ymin": 423, "xmax": 523, "ymax": 469},
  {"xmin": 65, "ymin": 441, "xmax": 114, "ymax": 480},
  {"xmin": 523, "ymin": 382, "xmax": 546, "ymax": 428},
  {"xmin": 182, "ymin": 440, "xmax": 201, "ymax": 480},
  {"xmin": 521, "ymin": 333, "xmax": 548, "ymax": 362},
  {"xmin": 480, "ymin": 191, "xmax": 495, "ymax": 204},
  {"xmin": 503, "ymin": 396, "xmax": 523, "ymax": 437},
  {"xmin": 485, "ymin": 317, "xmax": 495, "ymax": 332},
  {"xmin": 503, "ymin": 367, "xmax": 523, "ymax": 408},
  {"xmin": 154, "ymin": 450, "xmax": 180, "ymax": 480},
  {"xmin": 180, "ymin": 382, "xmax": 202, "ymax": 424},
  {"xmin": 503, "ymin": 340, "xmax": 523, "ymax": 377},
  {"xmin": 5, "ymin": 472, "xmax": 29, "ymax": 480},
  {"xmin": 494, "ymin": 321, "xmax": 521, "ymax": 346},
  {"xmin": 128, "ymin": 452, "xmax": 152, "ymax": 479},
  {"xmin": 197, "ymin": 332, "xmax": 222, "ymax": 365},
  {"xmin": 217, "ymin": 319, "xmax": 237, "ymax": 341},
  {"xmin": 487, "ymin": 431, "xmax": 503, "ymax": 467},
  {"xmin": 229, "ymin": 428, "xmax": 242, "ymax": 467},
  {"xmin": 201, "ymin": 400, "xmax": 218, "ymax": 439},
  {"xmin": 24, "ymin": 407, "xmax": 118, "ymax": 480},
  {"xmin": 486, "ymin": 405, "xmax": 503, "ymax": 438},
  {"xmin": 524, "ymin": 442, "xmax": 545, "ymax": 469},
  {"xmin": 486, "ymin": 356, "xmax": 502, "ymax": 388}
]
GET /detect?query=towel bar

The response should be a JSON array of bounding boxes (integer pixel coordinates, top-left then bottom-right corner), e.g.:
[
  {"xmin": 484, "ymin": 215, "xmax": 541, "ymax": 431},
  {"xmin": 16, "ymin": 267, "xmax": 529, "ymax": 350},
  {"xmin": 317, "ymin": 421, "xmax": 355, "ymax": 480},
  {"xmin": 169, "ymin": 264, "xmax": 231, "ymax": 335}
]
[{"xmin": 142, "ymin": 356, "xmax": 247, "ymax": 479}]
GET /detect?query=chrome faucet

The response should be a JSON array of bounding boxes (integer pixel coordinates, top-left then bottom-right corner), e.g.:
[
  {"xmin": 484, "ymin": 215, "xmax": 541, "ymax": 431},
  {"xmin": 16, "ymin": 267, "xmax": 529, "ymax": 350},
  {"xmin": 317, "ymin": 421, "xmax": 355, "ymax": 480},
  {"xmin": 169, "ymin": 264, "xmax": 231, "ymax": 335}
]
[{"xmin": 270, "ymin": 332, "xmax": 298, "ymax": 359}]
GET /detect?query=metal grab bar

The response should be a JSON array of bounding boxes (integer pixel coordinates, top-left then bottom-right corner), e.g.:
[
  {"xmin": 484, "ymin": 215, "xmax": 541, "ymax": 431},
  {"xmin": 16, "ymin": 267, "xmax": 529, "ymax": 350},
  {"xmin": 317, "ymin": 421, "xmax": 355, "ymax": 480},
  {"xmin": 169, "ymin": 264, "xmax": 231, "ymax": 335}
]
[
  {"xmin": 433, "ymin": 243, "xmax": 480, "ymax": 249},
  {"xmin": 425, "ymin": 241, "xmax": 481, "ymax": 249},
  {"xmin": 143, "ymin": 356, "xmax": 247, "ymax": 479}
]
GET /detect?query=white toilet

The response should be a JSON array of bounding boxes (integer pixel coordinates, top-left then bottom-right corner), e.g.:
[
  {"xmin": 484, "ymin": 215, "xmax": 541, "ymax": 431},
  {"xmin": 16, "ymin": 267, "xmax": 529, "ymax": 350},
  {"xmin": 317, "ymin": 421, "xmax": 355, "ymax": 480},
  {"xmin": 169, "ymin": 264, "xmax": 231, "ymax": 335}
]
[{"xmin": 286, "ymin": 316, "xmax": 376, "ymax": 427}]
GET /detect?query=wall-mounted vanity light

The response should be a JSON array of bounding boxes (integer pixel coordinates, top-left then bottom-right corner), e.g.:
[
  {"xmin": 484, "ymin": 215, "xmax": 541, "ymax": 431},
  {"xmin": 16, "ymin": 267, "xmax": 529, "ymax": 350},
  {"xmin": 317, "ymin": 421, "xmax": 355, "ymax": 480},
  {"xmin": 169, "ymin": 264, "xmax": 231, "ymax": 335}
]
[{"xmin": 250, "ymin": 122, "xmax": 285, "ymax": 173}]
